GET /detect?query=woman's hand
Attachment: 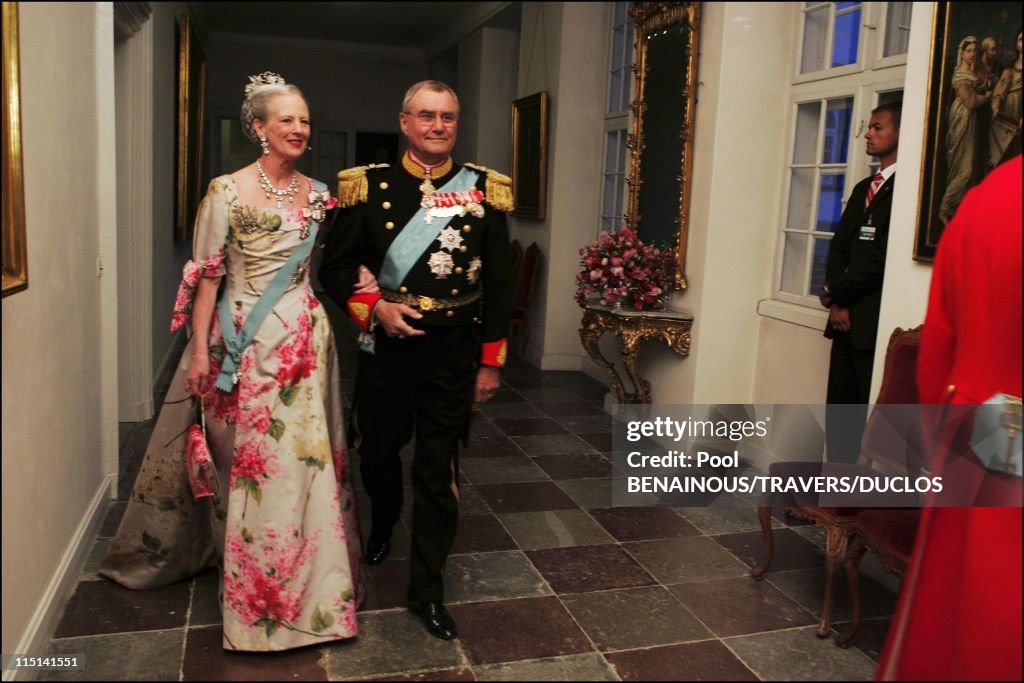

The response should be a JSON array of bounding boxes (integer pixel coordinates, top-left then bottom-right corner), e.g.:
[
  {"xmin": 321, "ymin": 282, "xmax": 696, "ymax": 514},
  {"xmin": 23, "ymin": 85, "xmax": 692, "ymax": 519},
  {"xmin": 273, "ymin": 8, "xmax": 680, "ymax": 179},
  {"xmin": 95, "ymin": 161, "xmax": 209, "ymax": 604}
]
[
  {"xmin": 185, "ymin": 351, "xmax": 211, "ymax": 397},
  {"xmin": 354, "ymin": 265, "xmax": 380, "ymax": 294}
]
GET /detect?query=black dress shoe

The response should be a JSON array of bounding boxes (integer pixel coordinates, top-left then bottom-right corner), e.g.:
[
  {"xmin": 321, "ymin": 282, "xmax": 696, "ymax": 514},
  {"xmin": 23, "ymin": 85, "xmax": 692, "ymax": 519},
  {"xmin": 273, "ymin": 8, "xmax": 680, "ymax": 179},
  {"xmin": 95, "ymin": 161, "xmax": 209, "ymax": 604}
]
[
  {"xmin": 366, "ymin": 537, "xmax": 391, "ymax": 565},
  {"xmin": 408, "ymin": 600, "xmax": 458, "ymax": 640}
]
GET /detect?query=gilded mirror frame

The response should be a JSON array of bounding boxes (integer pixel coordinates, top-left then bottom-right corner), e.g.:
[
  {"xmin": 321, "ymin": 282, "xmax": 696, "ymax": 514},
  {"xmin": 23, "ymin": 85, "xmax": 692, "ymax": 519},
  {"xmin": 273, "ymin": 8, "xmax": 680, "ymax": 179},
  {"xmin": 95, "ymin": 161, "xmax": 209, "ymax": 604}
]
[
  {"xmin": 3, "ymin": 1, "xmax": 28, "ymax": 297},
  {"xmin": 625, "ymin": 1, "xmax": 700, "ymax": 290}
]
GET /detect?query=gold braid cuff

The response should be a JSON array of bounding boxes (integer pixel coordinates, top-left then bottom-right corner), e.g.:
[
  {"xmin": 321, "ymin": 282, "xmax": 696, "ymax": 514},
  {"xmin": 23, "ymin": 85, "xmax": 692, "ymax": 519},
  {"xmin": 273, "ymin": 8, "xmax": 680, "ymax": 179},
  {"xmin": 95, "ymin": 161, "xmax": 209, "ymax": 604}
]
[
  {"xmin": 336, "ymin": 163, "xmax": 390, "ymax": 208},
  {"xmin": 464, "ymin": 162, "xmax": 515, "ymax": 213}
]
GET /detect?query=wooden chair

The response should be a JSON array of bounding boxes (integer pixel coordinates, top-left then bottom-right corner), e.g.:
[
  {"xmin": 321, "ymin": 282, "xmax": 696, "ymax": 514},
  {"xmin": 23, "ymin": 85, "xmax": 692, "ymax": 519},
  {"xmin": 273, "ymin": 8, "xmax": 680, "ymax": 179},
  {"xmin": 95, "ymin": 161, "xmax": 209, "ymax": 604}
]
[
  {"xmin": 510, "ymin": 239, "xmax": 523, "ymax": 284},
  {"xmin": 509, "ymin": 242, "xmax": 541, "ymax": 359},
  {"xmin": 834, "ymin": 507, "xmax": 921, "ymax": 646},
  {"xmin": 751, "ymin": 325, "xmax": 924, "ymax": 638}
]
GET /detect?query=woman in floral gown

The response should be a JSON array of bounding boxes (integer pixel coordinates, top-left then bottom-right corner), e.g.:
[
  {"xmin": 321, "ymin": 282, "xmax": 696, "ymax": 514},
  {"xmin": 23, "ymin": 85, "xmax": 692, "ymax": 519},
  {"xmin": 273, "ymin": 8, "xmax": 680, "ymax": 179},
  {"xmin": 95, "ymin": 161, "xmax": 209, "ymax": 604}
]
[{"xmin": 101, "ymin": 73, "xmax": 373, "ymax": 652}]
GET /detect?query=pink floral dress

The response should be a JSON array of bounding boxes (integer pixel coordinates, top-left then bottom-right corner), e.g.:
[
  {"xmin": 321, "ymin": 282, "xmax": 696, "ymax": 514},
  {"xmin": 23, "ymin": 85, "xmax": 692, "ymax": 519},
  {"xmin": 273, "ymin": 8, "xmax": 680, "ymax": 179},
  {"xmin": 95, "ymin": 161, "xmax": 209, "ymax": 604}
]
[{"xmin": 101, "ymin": 176, "xmax": 363, "ymax": 652}]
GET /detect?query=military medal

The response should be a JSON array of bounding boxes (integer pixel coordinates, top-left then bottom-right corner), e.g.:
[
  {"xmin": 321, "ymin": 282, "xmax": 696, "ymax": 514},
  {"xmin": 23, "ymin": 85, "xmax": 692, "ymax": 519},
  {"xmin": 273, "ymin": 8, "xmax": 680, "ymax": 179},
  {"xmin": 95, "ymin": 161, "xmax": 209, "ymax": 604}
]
[
  {"xmin": 436, "ymin": 226, "xmax": 464, "ymax": 252},
  {"xmin": 420, "ymin": 169, "xmax": 438, "ymax": 224},
  {"xmin": 467, "ymin": 257, "xmax": 482, "ymax": 284},
  {"xmin": 428, "ymin": 251, "xmax": 454, "ymax": 278}
]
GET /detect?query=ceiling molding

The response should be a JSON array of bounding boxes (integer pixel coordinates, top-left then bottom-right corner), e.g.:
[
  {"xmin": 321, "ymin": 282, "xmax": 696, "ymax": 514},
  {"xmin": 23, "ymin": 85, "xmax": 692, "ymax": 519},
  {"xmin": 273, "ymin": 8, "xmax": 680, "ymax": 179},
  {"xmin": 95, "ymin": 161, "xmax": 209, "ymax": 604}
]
[
  {"xmin": 113, "ymin": 1, "xmax": 152, "ymax": 39},
  {"xmin": 423, "ymin": 1, "xmax": 512, "ymax": 61}
]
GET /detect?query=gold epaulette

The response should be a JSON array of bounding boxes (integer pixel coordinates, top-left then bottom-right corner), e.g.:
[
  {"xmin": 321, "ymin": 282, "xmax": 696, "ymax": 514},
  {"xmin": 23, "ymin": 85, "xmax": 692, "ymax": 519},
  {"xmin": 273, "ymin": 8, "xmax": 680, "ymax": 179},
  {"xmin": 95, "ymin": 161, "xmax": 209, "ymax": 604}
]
[
  {"xmin": 336, "ymin": 163, "xmax": 390, "ymax": 208},
  {"xmin": 464, "ymin": 162, "xmax": 515, "ymax": 213}
]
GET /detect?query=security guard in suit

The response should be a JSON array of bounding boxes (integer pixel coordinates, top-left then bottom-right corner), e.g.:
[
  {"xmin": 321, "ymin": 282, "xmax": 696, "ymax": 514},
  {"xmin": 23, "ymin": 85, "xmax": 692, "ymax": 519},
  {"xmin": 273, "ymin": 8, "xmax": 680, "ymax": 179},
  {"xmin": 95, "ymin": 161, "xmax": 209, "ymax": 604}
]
[
  {"xmin": 819, "ymin": 101, "xmax": 901, "ymax": 463},
  {"xmin": 319, "ymin": 80, "xmax": 513, "ymax": 640}
]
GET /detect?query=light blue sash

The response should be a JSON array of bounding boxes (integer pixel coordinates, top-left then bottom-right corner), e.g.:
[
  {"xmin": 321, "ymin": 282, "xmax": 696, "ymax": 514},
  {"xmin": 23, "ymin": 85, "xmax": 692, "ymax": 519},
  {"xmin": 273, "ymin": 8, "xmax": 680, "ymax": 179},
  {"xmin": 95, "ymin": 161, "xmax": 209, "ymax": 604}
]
[
  {"xmin": 215, "ymin": 190, "xmax": 323, "ymax": 392},
  {"xmin": 379, "ymin": 166, "xmax": 479, "ymax": 289}
]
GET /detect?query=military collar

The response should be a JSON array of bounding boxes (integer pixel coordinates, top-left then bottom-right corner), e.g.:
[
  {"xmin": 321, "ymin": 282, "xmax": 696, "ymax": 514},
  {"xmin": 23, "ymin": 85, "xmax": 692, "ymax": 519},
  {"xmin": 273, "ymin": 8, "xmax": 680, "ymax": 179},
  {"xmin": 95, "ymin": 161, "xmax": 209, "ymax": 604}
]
[{"xmin": 402, "ymin": 152, "xmax": 454, "ymax": 181}]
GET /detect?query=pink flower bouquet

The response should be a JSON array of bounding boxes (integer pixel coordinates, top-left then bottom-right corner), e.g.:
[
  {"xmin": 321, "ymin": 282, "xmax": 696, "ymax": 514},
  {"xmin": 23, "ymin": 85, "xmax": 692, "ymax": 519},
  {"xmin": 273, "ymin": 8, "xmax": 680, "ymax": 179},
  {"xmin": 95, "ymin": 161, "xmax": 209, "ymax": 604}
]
[{"xmin": 574, "ymin": 227, "xmax": 675, "ymax": 310}]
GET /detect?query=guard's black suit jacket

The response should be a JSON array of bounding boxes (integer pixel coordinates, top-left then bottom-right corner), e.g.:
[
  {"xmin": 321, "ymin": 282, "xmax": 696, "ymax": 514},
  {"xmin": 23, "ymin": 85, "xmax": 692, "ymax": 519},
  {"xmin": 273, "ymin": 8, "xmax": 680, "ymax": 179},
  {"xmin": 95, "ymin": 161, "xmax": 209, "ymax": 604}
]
[{"xmin": 824, "ymin": 172, "xmax": 895, "ymax": 351}]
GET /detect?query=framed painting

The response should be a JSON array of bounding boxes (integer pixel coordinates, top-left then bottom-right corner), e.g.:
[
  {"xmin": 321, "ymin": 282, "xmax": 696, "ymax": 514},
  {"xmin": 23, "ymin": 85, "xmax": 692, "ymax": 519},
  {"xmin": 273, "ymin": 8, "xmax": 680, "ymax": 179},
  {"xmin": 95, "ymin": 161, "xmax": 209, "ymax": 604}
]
[
  {"xmin": 510, "ymin": 91, "xmax": 549, "ymax": 220},
  {"xmin": 175, "ymin": 14, "xmax": 207, "ymax": 243},
  {"xmin": 3, "ymin": 1, "xmax": 27, "ymax": 297},
  {"xmin": 916, "ymin": 2, "xmax": 1021, "ymax": 261}
]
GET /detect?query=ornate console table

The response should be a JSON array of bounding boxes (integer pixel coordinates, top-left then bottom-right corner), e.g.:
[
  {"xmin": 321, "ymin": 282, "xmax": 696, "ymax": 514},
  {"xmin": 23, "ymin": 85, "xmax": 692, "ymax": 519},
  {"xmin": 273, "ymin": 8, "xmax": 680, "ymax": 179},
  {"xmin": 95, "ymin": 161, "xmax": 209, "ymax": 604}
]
[{"xmin": 579, "ymin": 303, "xmax": 694, "ymax": 404}]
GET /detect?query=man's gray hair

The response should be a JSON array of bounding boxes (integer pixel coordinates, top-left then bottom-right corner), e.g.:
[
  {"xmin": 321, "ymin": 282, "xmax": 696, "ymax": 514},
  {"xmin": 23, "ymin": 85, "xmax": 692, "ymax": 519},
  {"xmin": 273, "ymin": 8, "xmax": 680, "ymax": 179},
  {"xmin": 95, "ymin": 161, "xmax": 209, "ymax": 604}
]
[{"xmin": 402, "ymin": 80, "xmax": 460, "ymax": 114}]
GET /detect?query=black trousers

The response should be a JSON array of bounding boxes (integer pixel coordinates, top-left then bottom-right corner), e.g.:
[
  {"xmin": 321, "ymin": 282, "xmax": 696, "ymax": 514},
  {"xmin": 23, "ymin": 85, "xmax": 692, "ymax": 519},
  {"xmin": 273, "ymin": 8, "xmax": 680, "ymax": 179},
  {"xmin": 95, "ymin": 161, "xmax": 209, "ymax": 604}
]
[
  {"xmin": 353, "ymin": 326, "xmax": 478, "ymax": 603},
  {"xmin": 825, "ymin": 332, "xmax": 874, "ymax": 464}
]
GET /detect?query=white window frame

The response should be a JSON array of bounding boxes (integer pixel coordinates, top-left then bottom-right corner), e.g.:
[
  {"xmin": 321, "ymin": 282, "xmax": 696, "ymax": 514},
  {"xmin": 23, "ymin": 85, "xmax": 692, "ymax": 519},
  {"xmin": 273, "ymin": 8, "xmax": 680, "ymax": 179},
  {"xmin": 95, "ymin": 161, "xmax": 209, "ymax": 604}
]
[
  {"xmin": 599, "ymin": 1, "xmax": 634, "ymax": 236},
  {"xmin": 770, "ymin": 2, "xmax": 908, "ymax": 310}
]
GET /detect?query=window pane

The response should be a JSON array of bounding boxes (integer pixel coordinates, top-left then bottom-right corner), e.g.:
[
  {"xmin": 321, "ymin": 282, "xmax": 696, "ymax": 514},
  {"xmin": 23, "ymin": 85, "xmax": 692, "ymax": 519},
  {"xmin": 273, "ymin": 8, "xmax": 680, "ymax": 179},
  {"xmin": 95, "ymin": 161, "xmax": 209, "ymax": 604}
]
[
  {"xmin": 810, "ymin": 237, "xmax": 832, "ymax": 296},
  {"xmin": 878, "ymin": 89, "xmax": 903, "ymax": 106},
  {"xmin": 793, "ymin": 102, "xmax": 821, "ymax": 164},
  {"xmin": 786, "ymin": 168, "xmax": 815, "ymax": 231},
  {"xmin": 801, "ymin": 6, "xmax": 828, "ymax": 73},
  {"xmin": 780, "ymin": 232, "xmax": 809, "ymax": 295},
  {"xmin": 605, "ymin": 130, "xmax": 619, "ymax": 171},
  {"xmin": 614, "ymin": 174, "xmax": 625, "ymax": 217},
  {"xmin": 614, "ymin": 0, "xmax": 626, "ymax": 26},
  {"xmin": 884, "ymin": 2, "xmax": 912, "ymax": 57},
  {"xmin": 831, "ymin": 7, "xmax": 860, "ymax": 67},
  {"xmin": 822, "ymin": 97, "xmax": 853, "ymax": 163},
  {"xmin": 612, "ymin": 26, "xmax": 625, "ymax": 71},
  {"xmin": 835, "ymin": 1, "xmax": 858, "ymax": 9},
  {"xmin": 616, "ymin": 132, "xmax": 628, "ymax": 173},
  {"xmin": 603, "ymin": 175, "xmax": 617, "ymax": 216},
  {"xmin": 608, "ymin": 70, "xmax": 623, "ymax": 113},
  {"xmin": 816, "ymin": 173, "xmax": 846, "ymax": 233}
]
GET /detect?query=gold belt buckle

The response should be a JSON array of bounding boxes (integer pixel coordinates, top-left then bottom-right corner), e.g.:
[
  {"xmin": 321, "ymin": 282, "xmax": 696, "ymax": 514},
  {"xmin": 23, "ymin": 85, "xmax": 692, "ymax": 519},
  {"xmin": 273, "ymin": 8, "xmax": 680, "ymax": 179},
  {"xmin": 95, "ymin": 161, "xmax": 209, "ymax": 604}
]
[{"xmin": 418, "ymin": 295, "xmax": 435, "ymax": 311}]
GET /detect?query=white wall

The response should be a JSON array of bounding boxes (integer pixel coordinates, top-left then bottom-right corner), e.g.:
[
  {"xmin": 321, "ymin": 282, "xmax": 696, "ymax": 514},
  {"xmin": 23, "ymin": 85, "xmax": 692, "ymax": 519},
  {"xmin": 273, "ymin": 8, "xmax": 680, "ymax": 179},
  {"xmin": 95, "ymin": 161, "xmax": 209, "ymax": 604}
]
[
  {"xmin": 507, "ymin": 1, "xmax": 562, "ymax": 365},
  {"xmin": 872, "ymin": 2, "xmax": 936, "ymax": 384},
  {"xmin": 2, "ymin": 1, "xmax": 117, "ymax": 657},
  {"xmin": 509, "ymin": 2, "xmax": 607, "ymax": 371}
]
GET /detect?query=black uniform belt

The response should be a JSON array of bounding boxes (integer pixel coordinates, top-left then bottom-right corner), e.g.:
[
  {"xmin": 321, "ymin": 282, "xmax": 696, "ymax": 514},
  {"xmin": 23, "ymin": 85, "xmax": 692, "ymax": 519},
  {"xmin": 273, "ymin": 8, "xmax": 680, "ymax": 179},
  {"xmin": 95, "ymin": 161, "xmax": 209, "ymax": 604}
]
[{"xmin": 381, "ymin": 289, "xmax": 481, "ymax": 312}]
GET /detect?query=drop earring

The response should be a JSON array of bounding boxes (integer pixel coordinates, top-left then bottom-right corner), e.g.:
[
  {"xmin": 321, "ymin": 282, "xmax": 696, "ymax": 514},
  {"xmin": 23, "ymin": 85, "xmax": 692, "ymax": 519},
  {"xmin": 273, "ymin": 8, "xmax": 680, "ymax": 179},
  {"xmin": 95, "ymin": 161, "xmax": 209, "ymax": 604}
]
[{"xmin": 260, "ymin": 137, "xmax": 269, "ymax": 155}]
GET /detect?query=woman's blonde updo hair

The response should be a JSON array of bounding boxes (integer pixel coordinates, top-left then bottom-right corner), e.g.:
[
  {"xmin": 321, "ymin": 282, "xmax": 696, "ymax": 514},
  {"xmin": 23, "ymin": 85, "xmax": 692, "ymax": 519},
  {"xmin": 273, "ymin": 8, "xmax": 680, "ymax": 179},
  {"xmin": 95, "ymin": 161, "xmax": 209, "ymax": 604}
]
[{"xmin": 240, "ymin": 72, "xmax": 306, "ymax": 144}]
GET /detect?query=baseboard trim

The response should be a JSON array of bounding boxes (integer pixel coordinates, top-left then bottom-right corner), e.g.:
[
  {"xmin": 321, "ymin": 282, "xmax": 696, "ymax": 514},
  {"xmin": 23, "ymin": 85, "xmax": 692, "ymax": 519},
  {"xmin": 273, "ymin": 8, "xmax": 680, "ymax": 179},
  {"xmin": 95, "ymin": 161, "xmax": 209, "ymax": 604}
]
[{"xmin": 3, "ymin": 475, "xmax": 114, "ymax": 682}]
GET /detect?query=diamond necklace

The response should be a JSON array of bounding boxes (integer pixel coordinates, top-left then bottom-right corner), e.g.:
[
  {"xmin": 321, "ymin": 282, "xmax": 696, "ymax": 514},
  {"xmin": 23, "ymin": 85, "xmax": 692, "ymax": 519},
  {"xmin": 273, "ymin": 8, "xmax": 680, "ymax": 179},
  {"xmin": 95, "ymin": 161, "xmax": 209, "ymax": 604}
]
[{"xmin": 256, "ymin": 159, "xmax": 300, "ymax": 208}]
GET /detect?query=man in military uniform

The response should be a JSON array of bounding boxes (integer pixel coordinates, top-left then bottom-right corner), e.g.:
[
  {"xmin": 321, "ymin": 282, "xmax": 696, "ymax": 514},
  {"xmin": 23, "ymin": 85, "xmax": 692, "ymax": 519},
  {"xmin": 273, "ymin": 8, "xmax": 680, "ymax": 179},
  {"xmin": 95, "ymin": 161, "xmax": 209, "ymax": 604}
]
[{"xmin": 319, "ymin": 80, "xmax": 513, "ymax": 640}]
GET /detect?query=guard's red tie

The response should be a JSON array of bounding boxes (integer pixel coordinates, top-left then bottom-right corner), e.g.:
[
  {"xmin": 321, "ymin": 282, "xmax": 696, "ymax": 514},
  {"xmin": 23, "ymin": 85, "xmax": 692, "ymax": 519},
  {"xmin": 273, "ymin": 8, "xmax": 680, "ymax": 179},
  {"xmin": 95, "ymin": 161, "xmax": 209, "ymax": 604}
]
[{"xmin": 864, "ymin": 171, "xmax": 884, "ymax": 209}]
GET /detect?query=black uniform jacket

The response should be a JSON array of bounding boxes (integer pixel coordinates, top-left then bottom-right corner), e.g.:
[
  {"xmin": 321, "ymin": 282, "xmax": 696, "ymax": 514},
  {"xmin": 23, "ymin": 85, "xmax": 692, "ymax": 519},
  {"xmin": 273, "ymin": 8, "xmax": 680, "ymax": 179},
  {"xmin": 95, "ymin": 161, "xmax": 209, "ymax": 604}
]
[
  {"xmin": 824, "ymin": 172, "xmax": 895, "ymax": 351},
  {"xmin": 318, "ymin": 161, "xmax": 513, "ymax": 346}
]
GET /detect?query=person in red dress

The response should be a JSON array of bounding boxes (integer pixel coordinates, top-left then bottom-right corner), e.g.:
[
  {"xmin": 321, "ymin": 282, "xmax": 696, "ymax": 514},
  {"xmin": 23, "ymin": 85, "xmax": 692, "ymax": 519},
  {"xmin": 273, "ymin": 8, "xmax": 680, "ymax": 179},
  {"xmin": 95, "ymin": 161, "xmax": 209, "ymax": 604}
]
[{"xmin": 878, "ymin": 155, "xmax": 1022, "ymax": 681}]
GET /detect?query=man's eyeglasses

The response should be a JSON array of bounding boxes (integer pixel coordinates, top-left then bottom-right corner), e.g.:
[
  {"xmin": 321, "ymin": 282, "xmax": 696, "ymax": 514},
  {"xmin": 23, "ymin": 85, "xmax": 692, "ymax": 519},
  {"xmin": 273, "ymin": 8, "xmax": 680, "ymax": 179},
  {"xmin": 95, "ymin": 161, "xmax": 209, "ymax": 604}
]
[{"xmin": 404, "ymin": 110, "xmax": 458, "ymax": 126}]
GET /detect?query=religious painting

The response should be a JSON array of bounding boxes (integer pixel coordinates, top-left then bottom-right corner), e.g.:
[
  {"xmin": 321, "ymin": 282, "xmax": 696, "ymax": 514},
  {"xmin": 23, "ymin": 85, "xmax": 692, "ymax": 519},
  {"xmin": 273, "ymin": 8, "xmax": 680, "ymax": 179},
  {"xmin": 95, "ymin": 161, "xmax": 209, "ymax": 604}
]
[{"xmin": 916, "ymin": 1, "xmax": 1021, "ymax": 261}]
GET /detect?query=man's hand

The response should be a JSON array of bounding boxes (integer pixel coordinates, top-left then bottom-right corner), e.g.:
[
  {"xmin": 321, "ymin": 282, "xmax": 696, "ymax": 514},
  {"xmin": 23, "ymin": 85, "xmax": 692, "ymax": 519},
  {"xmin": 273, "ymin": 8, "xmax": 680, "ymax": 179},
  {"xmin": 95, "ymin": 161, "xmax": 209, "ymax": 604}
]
[
  {"xmin": 474, "ymin": 366, "xmax": 501, "ymax": 403},
  {"xmin": 375, "ymin": 300, "xmax": 425, "ymax": 338},
  {"xmin": 829, "ymin": 304, "xmax": 851, "ymax": 332},
  {"xmin": 354, "ymin": 265, "xmax": 379, "ymax": 294}
]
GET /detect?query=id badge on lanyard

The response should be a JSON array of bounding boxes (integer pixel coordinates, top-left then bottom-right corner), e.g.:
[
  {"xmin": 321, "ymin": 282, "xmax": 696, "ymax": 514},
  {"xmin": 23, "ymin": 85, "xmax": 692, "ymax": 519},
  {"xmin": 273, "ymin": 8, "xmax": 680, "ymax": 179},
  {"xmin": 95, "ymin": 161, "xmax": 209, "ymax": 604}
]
[{"xmin": 859, "ymin": 213, "xmax": 876, "ymax": 241}]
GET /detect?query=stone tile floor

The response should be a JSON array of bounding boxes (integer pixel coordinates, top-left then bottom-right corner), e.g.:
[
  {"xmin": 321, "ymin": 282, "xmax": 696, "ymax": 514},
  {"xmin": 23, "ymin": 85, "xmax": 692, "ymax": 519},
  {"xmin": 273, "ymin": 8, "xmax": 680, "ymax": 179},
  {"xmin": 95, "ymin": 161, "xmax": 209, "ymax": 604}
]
[{"xmin": 46, "ymin": 361, "xmax": 896, "ymax": 681}]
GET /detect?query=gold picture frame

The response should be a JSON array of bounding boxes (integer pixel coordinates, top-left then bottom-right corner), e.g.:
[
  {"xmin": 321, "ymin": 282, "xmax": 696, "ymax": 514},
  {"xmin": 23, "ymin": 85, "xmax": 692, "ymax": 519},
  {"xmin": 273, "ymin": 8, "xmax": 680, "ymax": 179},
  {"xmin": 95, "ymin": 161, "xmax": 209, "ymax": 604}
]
[
  {"xmin": 175, "ymin": 14, "xmax": 207, "ymax": 243},
  {"xmin": 3, "ymin": 1, "xmax": 28, "ymax": 297},
  {"xmin": 626, "ymin": 2, "xmax": 701, "ymax": 289},
  {"xmin": 510, "ymin": 91, "xmax": 549, "ymax": 220},
  {"xmin": 915, "ymin": 1, "xmax": 1021, "ymax": 261}
]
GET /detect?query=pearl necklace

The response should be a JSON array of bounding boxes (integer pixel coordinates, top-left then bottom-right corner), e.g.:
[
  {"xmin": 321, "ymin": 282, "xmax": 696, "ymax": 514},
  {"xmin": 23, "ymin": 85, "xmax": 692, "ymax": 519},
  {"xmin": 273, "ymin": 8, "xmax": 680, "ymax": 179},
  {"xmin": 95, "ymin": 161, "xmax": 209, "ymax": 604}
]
[{"xmin": 256, "ymin": 159, "xmax": 300, "ymax": 208}]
